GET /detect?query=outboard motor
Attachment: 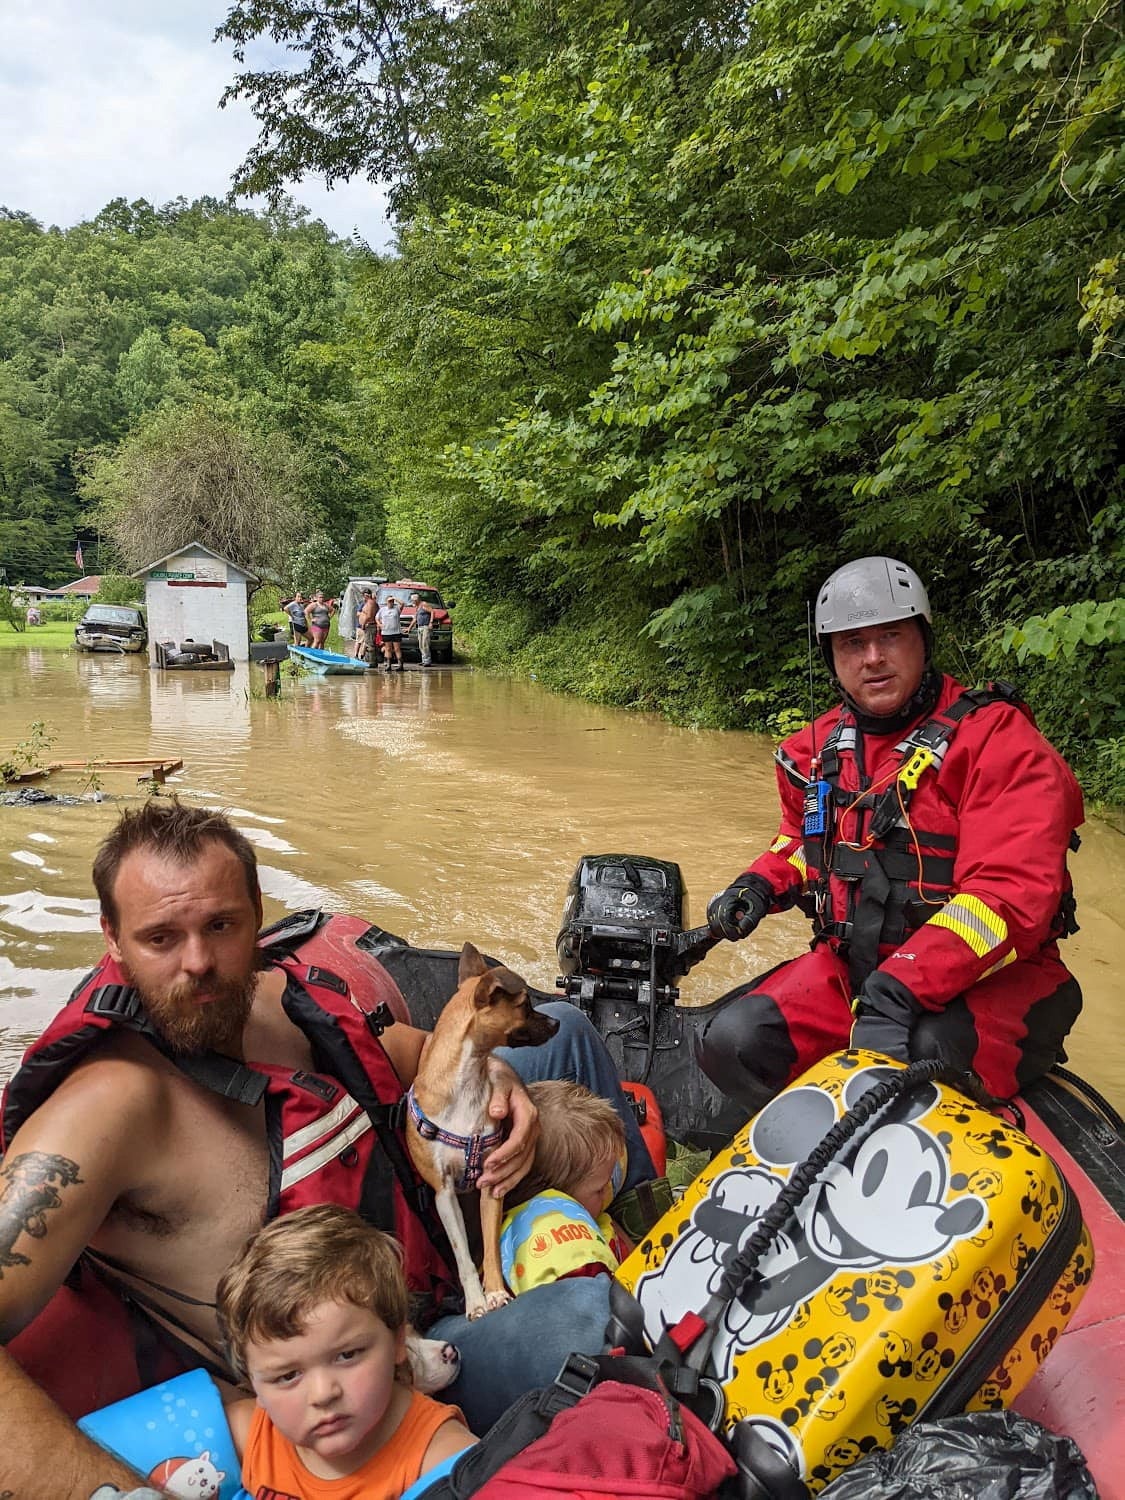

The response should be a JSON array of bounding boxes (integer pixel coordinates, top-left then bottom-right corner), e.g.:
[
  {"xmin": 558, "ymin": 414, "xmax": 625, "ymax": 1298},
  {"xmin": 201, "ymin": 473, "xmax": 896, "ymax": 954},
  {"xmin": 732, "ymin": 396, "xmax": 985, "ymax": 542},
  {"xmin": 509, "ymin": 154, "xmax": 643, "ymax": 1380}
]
[
  {"xmin": 555, "ymin": 854, "xmax": 695, "ymax": 1006},
  {"xmin": 555, "ymin": 854, "xmax": 717, "ymax": 1089}
]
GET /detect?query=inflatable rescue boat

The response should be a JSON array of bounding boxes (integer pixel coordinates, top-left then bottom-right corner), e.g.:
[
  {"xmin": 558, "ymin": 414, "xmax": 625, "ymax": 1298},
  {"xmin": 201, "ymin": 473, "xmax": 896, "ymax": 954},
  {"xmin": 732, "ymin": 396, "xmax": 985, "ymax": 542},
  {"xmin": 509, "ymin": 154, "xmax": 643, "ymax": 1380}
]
[
  {"xmin": 68, "ymin": 852, "xmax": 1125, "ymax": 1497},
  {"xmin": 350, "ymin": 851, "xmax": 1125, "ymax": 1496}
]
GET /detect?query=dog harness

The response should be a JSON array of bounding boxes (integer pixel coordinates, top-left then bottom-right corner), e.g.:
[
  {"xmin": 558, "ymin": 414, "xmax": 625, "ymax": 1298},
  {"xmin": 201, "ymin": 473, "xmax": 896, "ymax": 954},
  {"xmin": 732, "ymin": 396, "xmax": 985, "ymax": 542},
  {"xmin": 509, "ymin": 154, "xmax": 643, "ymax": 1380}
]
[{"xmin": 406, "ymin": 1085, "xmax": 505, "ymax": 1190}]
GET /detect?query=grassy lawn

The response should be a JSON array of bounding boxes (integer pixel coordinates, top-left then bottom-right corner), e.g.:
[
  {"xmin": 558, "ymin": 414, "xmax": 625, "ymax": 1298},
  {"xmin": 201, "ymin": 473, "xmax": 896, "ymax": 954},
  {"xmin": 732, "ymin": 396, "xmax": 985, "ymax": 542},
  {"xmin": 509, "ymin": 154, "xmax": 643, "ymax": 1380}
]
[
  {"xmin": 0, "ymin": 622, "xmax": 78, "ymax": 652},
  {"xmin": 3, "ymin": 615, "xmax": 352, "ymax": 654},
  {"xmin": 256, "ymin": 612, "xmax": 350, "ymax": 653}
]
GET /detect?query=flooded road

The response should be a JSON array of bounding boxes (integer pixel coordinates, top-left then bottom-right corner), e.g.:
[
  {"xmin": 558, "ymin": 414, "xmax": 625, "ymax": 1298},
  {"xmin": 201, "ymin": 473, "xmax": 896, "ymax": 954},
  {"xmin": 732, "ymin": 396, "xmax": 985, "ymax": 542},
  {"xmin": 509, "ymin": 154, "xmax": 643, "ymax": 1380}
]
[{"xmin": 2, "ymin": 648, "xmax": 1122, "ymax": 1105}]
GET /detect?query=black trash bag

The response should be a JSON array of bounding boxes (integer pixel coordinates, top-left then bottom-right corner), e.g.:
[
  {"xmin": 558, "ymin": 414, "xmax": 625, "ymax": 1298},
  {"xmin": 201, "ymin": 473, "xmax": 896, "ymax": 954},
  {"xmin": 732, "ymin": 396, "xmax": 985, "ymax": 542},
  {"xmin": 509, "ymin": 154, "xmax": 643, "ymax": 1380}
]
[{"xmin": 819, "ymin": 1412, "xmax": 1096, "ymax": 1500}]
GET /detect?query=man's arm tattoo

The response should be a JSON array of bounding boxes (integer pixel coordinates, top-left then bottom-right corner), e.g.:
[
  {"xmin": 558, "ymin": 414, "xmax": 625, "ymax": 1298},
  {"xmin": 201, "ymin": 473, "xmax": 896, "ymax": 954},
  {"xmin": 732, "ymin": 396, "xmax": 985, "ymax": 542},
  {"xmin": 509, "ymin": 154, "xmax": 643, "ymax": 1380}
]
[{"xmin": 0, "ymin": 1152, "xmax": 83, "ymax": 1276}]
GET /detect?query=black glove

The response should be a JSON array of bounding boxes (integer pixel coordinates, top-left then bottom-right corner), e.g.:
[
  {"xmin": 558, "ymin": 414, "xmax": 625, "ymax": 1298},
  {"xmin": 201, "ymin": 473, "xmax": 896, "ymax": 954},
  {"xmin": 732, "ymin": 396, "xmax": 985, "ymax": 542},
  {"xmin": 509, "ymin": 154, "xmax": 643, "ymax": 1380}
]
[
  {"xmin": 706, "ymin": 881, "xmax": 770, "ymax": 942},
  {"xmin": 849, "ymin": 972, "xmax": 924, "ymax": 1062}
]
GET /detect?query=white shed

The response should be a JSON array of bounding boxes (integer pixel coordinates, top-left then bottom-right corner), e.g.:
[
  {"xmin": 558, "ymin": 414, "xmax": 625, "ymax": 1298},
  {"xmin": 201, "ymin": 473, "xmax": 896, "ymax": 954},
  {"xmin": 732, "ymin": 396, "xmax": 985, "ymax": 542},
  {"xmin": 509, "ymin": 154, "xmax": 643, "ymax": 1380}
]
[{"xmin": 134, "ymin": 543, "xmax": 257, "ymax": 663}]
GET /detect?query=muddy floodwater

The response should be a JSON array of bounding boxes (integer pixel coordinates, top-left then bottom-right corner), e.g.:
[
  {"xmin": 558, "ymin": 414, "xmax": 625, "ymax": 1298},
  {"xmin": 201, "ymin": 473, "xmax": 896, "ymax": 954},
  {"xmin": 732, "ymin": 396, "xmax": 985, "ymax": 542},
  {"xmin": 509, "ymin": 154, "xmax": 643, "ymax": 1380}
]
[{"xmin": 1, "ymin": 648, "xmax": 1122, "ymax": 1105}]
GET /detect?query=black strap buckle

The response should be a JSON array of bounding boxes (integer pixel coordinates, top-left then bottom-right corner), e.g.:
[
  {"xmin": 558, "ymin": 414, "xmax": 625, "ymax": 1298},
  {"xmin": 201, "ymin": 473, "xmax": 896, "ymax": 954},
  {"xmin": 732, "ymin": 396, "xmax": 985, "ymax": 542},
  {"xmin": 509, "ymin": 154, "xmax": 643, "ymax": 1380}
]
[
  {"xmin": 909, "ymin": 717, "xmax": 954, "ymax": 753},
  {"xmin": 176, "ymin": 1053, "xmax": 268, "ymax": 1107},
  {"xmin": 659, "ymin": 1361, "xmax": 700, "ymax": 1400},
  {"xmin": 868, "ymin": 786, "xmax": 911, "ymax": 840},
  {"xmin": 552, "ymin": 1351, "xmax": 599, "ymax": 1405},
  {"xmin": 364, "ymin": 1001, "xmax": 394, "ymax": 1038},
  {"xmin": 1055, "ymin": 888, "xmax": 1080, "ymax": 939},
  {"xmin": 86, "ymin": 984, "xmax": 144, "ymax": 1024},
  {"xmin": 306, "ymin": 964, "xmax": 348, "ymax": 996}
]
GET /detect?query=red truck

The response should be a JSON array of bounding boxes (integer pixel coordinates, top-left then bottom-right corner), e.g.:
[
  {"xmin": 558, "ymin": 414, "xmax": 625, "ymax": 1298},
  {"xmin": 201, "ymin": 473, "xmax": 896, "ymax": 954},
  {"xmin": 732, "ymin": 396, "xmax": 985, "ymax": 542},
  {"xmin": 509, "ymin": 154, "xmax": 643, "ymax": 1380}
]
[{"xmin": 378, "ymin": 581, "xmax": 454, "ymax": 663}]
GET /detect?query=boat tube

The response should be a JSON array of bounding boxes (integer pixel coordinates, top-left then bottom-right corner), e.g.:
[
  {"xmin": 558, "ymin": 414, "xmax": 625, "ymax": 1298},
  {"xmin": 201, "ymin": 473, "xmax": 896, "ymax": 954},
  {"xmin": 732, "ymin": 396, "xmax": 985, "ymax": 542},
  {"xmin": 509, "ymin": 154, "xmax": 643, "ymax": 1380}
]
[
  {"xmin": 29, "ymin": 860, "xmax": 1125, "ymax": 1494},
  {"xmin": 357, "ymin": 849, "xmax": 1125, "ymax": 1496}
]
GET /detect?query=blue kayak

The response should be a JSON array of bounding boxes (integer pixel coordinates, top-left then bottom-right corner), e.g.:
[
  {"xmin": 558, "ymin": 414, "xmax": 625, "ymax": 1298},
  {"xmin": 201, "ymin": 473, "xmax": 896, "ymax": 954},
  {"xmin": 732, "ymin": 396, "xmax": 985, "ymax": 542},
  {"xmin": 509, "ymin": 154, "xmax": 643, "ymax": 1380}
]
[{"xmin": 288, "ymin": 645, "xmax": 371, "ymax": 675}]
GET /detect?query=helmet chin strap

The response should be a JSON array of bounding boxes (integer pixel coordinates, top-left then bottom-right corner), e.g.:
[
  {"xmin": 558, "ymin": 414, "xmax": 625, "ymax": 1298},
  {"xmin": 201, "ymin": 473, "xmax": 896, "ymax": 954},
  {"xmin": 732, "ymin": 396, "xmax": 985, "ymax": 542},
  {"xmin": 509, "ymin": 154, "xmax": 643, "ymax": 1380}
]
[{"xmin": 839, "ymin": 662, "xmax": 943, "ymax": 736}]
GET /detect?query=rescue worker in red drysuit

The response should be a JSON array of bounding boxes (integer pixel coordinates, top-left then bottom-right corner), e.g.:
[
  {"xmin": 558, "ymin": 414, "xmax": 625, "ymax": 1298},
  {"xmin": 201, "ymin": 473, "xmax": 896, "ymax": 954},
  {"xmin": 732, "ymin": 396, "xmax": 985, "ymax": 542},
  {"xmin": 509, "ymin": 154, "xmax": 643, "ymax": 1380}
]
[{"xmin": 696, "ymin": 557, "xmax": 1084, "ymax": 1116}]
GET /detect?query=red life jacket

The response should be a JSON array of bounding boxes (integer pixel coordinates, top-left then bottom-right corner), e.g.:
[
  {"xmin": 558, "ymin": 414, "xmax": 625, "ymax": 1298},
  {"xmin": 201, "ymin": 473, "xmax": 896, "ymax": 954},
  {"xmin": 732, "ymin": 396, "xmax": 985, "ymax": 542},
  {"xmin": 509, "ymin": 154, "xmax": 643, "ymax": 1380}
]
[
  {"xmin": 422, "ymin": 1354, "xmax": 737, "ymax": 1500},
  {"xmin": 1, "ymin": 912, "xmax": 457, "ymax": 1416},
  {"xmin": 790, "ymin": 683, "xmax": 1078, "ymax": 992}
]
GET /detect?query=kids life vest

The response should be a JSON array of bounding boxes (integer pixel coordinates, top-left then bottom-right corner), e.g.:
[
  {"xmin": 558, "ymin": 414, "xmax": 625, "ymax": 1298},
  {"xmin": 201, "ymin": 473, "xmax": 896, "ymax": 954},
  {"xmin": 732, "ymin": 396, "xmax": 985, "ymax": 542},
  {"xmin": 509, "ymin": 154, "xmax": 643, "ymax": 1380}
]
[
  {"xmin": 1, "ymin": 912, "xmax": 457, "ymax": 1400},
  {"xmin": 781, "ymin": 683, "xmax": 1079, "ymax": 994},
  {"xmin": 500, "ymin": 1191, "xmax": 624, "ymax": 1294}
]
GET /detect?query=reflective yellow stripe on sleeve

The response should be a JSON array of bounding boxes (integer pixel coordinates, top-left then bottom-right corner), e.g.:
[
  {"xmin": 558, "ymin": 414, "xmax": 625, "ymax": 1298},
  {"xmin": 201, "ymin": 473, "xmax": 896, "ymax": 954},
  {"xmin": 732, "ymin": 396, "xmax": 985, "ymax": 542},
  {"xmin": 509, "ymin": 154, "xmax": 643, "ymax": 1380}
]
[
  {"xmin": 982, "ymin": 948, "xmax": 1018, "ymax": 978},
  {"xmin": 768, "ymin": 835, "xmax": 807, "ymax": 883},
  {"xmin": 928, "ymin": 894, "xmax": 1008, "ymax": 959}
]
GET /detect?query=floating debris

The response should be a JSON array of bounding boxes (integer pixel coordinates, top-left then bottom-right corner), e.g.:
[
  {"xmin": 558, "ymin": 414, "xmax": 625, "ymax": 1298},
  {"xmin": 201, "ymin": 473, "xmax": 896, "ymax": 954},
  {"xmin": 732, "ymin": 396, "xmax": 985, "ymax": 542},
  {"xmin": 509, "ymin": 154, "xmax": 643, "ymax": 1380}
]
[
  {"xmin": 1, "ymin": 787, "xmax": 85, "ymax": 807},
  {"xmin": 2, "ymin": 758, "xmax": 183, "ymax": 788}
]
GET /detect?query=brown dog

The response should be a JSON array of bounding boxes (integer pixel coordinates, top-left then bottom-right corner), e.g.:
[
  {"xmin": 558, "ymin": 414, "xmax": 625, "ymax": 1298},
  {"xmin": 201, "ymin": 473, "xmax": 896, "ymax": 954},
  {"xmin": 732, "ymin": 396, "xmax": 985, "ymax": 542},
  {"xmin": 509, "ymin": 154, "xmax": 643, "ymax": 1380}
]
[{"xmin": 406, "ymin": 942, "xmax": 559, "ymax": 1319}]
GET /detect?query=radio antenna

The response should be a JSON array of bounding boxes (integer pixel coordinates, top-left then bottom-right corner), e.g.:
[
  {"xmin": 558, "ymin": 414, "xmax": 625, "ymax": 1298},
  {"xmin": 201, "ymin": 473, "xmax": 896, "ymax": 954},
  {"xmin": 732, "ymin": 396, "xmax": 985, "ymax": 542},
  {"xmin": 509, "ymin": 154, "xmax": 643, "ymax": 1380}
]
[{"xmin": 806, "ymin": 600, "xmax": 818, "ymax": 763}]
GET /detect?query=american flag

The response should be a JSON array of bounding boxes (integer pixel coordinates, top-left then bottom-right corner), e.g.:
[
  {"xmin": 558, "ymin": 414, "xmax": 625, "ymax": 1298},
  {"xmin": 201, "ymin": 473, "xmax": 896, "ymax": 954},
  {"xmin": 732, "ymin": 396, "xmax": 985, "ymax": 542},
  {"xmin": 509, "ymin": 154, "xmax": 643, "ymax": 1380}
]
[{"xmin": 74, "ymin": 541, "xmax": 83, "ymax": 571}]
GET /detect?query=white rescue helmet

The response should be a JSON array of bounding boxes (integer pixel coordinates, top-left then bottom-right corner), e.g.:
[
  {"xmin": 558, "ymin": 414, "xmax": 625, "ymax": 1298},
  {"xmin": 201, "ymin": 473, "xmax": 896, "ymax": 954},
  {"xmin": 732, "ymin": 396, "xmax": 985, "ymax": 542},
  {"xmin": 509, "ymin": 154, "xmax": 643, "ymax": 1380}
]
[{"xmin": 815, "ymin": 557, "xmax": 931, "ymax": 668}]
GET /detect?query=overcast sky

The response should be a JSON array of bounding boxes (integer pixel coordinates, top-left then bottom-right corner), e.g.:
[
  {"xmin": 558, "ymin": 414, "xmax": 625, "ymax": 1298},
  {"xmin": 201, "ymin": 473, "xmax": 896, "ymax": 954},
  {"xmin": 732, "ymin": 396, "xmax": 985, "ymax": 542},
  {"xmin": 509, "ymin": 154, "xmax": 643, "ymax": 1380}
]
[{"xmin": 0, "ymin": 0, "xmax": 394, "ymax": 247}]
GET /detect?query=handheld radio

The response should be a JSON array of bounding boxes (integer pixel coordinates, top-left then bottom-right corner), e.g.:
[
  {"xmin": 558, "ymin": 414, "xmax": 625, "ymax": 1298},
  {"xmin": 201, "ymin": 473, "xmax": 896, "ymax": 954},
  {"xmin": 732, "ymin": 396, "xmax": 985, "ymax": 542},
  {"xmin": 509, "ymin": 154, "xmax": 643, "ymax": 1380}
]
[{"xmin": 804, "ymin": 601, "xmax": 831, "ymax": 837}]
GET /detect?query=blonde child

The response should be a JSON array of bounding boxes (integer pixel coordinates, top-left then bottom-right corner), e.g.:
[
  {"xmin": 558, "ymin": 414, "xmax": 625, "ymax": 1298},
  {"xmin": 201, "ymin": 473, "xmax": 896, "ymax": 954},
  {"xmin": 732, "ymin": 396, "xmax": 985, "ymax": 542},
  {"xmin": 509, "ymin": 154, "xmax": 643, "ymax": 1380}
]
[
  {"xmin": 500, "ymin": 1081, "xmax": 631, "ymax": 1295},
  {"xmin": 217, "ymin": 1205, "xmax": 475, "ymax": 1500}
]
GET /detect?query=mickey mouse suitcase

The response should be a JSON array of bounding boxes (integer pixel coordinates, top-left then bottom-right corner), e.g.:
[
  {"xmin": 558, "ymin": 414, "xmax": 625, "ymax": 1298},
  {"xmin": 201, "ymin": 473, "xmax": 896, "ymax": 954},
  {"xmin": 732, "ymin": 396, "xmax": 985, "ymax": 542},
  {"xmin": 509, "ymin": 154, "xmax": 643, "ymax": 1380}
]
[{"xmin": 613, "ymin": 1051, "xmax": 1093, "ymax": 1494}]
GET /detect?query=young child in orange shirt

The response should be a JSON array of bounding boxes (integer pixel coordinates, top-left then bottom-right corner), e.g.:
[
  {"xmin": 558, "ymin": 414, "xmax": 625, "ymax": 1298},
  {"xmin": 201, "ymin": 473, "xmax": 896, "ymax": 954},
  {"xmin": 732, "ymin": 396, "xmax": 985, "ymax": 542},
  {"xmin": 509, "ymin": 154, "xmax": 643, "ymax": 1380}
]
[{"xmin": 217, "ymin": 1205, "xmax": 475, "ymax": 1500}]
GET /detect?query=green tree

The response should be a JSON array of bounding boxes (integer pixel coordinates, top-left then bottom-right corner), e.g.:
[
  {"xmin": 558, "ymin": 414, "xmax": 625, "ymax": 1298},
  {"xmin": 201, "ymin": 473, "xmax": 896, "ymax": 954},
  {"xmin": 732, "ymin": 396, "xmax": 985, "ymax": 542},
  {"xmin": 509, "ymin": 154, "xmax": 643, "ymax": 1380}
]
[
  {"xmin": 391, "ymin": 0, "xmax": 1117, "ymax": 768},
  {"xmin": 0, "ymin": 196, "xmax": 362, "ymax": 583},
  {"xmin": 115, "ymin": 329, "xmax": 179, "ymax": 418},
  {"xmin": 218, "ymin": 0, "xmax": 504, "ymax": 217},
  {"xmin": 93, "ymin": 573, "xmax": 144, "ymax": 605},
  {"xmin": 219, "ymin": 238, "xmax": 381, "ymax": 547},
  {"xmin": 0, "ymin": 585, "xmax": 25, "ymax": 633}
]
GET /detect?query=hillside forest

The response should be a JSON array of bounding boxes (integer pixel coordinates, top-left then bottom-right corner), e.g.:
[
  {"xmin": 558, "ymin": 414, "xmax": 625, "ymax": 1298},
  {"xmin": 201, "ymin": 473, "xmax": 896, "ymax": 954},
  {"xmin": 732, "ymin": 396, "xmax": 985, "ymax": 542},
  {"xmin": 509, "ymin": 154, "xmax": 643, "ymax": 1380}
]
[{"xmin": 0, "ymin": 0, "xmax": 1122, "ymax": 797}]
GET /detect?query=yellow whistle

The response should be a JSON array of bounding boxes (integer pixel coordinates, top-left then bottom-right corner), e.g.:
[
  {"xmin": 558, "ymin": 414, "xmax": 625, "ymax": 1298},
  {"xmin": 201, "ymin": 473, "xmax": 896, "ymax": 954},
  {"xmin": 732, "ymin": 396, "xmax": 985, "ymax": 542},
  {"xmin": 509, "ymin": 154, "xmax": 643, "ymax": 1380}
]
[{"xmin": 898, "ymin": 746, "xmax": 935, "ymax": 791}]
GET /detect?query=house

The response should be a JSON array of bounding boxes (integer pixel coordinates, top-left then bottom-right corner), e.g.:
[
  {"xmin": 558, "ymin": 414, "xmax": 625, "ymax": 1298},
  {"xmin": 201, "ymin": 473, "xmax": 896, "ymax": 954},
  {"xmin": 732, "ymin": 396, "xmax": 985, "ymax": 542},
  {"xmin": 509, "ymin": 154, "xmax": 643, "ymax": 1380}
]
[
  {"xmin": 58, "ymin": 576, "xmax": 102, "ymax": 599},
  {"xmin": 17, "ymin": 579, "xmax": 101, "ymax": 602},
  {"xmin": 133, "ymin": 543, "xmax": 257, "ymax": 663}
]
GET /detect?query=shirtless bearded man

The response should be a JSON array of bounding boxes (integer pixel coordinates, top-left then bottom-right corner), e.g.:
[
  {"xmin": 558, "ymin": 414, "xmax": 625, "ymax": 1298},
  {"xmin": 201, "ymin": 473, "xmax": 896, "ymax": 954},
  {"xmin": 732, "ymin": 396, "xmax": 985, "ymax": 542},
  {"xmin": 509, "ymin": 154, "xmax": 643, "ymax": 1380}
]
[{"xmin": 0, "ymin": 803, "xmax": 642, "ymax": 1499}]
